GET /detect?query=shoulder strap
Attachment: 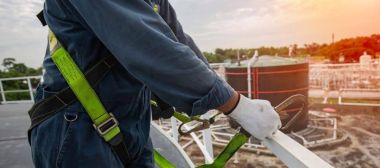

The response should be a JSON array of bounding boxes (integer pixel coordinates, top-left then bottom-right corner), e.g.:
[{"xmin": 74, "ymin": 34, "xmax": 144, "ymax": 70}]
[
  {"xmin": 49, "ymin": 29, "xmax": 121, "ymax": 142},
  {"xmin": 48, "ymin": 29, "xmax": 131, "ymax": 165}
]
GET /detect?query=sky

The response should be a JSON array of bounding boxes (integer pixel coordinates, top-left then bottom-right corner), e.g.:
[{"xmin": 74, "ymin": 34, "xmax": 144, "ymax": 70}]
[{"xmin": 0, "ymin": 0, "xmax": 379, "ymax": 68}]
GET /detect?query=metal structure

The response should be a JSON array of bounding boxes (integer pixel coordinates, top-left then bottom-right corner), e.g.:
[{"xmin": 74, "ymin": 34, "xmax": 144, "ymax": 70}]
[
  {"xmin": 157, "ymin": 112, "xmax": 334, "ymax": 168},
  {"xmin": 309, "ymin": 62, "xmax": 380, "ymax": 91},
  {"xmin": 309, "ymin": 62, "xmax": 380, "ymax": 105},
  {"xmin": 150, "ymin": 122, "xmax": 195, "ymax": 168}
]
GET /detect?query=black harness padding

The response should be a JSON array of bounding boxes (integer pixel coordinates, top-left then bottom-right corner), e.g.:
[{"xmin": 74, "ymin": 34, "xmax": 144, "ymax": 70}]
[
  {"xmin": 151, "ymin": 94, "xmax": 175, "ymax": 120},
  {"xmin": 109, "ymin": 134, "xmax": 132, "ymax": 167},
  {"xmin": 28, "ymin": 55, "xmax": 117, "ymax": 131}
]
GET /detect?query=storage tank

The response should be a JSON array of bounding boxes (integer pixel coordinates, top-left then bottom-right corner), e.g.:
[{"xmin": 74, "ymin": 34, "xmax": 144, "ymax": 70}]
[{"xmin": 224, "ymin": 56, "xmax": 309, "ymax": 132}]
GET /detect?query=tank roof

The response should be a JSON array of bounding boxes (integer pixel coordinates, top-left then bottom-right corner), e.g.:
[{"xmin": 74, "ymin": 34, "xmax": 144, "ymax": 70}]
[{"xmin": 226, "ymin": 55, "xmax": 307, "ymax": 68}]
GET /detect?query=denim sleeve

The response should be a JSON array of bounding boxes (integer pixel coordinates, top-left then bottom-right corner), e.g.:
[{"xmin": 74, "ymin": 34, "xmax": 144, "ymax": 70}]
[
  {"xmin": 158, "ymin": 0, "xmax": 209, "ymax": 66},
  {"xmin": 67, "ymin": 0, "xmax": 234, "ymax": 116}
]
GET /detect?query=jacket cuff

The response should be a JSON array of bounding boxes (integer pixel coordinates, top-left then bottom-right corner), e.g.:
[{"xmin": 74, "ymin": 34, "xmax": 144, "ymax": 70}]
[{"xmin": 191, "ymin": 77, "xmax": 235, "ymax": 116}]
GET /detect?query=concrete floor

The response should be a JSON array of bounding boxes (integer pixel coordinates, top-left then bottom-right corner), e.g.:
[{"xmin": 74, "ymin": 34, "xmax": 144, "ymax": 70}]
[
  {"xmin": 0, "ymin": 103, "xmax": 192, "ymax": 168},
  {"xmin": 0, "ymin": 103, "xmax": 33, "ymax": 168}
]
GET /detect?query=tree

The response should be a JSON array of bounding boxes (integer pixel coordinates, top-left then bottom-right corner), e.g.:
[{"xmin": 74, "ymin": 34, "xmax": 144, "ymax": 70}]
[
  {"xmin": 203, "ymin": 52, "xmax": 218, "ymax": 63},
  {"xmin": 201, "ymin": 34, "xmax": 380, "ymax": 63},
  {"xmin": 304, "ymin": 43, "xmax": 320, "ymax": 56},
  {"xmin": 9, "ymin": 63, "xmax": 28, "ymax": 74},
  {"xmin": 2, "ymin": 58, "xmax": 16, "ymax": 70}
]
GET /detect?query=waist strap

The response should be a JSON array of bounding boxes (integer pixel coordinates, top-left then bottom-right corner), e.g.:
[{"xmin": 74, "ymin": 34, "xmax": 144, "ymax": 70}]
[{"xmin": 28, "ymin": 55, "xmax": 117, "ymax": 130}]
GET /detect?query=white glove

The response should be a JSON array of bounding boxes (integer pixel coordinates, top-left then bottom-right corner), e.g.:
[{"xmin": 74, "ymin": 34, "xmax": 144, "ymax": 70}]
[{"xmin": 228, "ymin": 95, "xmax": 282, "ymax": 140}]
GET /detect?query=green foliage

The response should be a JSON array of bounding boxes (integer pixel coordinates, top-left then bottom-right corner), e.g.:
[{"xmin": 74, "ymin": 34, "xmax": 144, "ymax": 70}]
[
  {"xmin": 0, "ymin": 58, "xmax": 42, "ymax": 102},
  {"xmin": 204, "ymin": 47, "xmax": 292, "ymax": 63},
  {"xmin": 328, "ymin": 35, "xmax": 380, "ymax": 62},
  {"xmin": 203, "ymin": 34, "xmax": 380, "ymax": 63}
]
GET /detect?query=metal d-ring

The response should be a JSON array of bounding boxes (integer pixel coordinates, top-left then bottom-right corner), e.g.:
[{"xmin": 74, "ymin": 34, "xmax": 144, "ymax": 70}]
[{"xmin": 64, "ymin": 113, "xmax": 78, "ymax": 122}]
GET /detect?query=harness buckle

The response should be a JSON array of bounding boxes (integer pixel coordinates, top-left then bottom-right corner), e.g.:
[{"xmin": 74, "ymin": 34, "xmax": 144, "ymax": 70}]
[{"xmin": 93, "ymin": 113, "xmax": 119, "ymax": 136}]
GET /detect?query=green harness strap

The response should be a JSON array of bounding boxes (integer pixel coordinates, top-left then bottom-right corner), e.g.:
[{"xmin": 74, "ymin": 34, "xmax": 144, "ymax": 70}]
[
  {"xmin": 49, "ymin": 30, "xmax": 172, "ymax": 168},
  {"xmin": 197, "ymin": 133, "xmax": 249, "ymax": 168},
  {"xmin": 154, "ymin": 150, "xmax": 176, "ymax": 168},
  {"xmin": 49, "ymin": 30, "xmax": 120, "ymax": 142}
]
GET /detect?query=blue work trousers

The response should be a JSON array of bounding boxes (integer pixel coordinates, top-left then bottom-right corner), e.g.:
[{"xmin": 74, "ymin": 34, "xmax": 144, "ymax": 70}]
[{"xmin": 30, "ymin": 86, "xmax": 154, "ymax": 168}]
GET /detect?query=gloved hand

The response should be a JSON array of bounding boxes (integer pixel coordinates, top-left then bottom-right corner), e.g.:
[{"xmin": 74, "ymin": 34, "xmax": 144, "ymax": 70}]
[{"xmin": 228, "ymin": 95, "xmax": 282, "ymax": 140}]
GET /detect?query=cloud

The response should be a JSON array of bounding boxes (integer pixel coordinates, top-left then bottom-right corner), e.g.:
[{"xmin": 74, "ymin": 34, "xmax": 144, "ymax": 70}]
[
  {"xmin": 0, "ymin": 0, "xmax": 46, "ymax": 68},
  {"xmin": 0, "ymin": 0, "xmax": 379, "ymax": 68},
  {"xmin": 170, "ymin": 0, "xmax": 380, "ymax": 51}
]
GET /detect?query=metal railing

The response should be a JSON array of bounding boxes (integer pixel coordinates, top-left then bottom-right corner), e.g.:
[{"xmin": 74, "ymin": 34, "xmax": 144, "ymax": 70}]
[
  {"xmin": 0, "ymin": 76, "xmax": 41, "ymax": 104},
  {"xmin": 3, "ymin": 62, "xmax": 379, "ymax": 104},
  {"xmin": 158, "ymin": 111, "xmax": 334, "ymax": 168},
  {"xmin": 309, "ymin": 62, "xmax": 380, "ymax": 91},
  {"xmin": 0, "ymin": 75, "xmax": 335, "ymax": 167}
]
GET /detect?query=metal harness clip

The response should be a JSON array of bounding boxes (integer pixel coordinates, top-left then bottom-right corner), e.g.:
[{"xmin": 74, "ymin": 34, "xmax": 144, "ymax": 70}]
[{"xmin": 178, "ymin": 112, "xmax": 220, "ymax": 135}]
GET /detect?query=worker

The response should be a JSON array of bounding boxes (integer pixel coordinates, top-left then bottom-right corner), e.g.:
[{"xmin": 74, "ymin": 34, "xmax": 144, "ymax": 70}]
[{"xmin": 28, "ymin": 0, "xmax": 281, "ymax": 167}]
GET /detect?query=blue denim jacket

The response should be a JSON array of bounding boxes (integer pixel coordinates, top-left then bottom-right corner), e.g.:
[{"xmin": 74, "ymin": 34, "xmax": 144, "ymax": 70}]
[{"xmin": 32, "ymin": 0, "xmax": 234, "ymax": 166}]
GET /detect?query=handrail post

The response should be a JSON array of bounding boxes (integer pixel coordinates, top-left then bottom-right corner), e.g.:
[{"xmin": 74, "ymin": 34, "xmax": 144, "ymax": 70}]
[
  {"xmin": 27, "ymin": 77, "xmax": 34, "ymax": 102},
  {"xmin": 0, "ymin": 80, "xmax": 5, "ymax": 103},
  {"xmin": 202, "ymin": 113, "xmax": 214, "ymax": 162},
  {"xmin": 171, "ymin": 117, "xmax": 179, "ymax": 142}
]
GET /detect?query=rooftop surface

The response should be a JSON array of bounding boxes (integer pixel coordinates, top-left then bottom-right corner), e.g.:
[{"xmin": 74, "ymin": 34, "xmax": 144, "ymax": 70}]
[
  {"xmin": 1, "ymin": 103, "xmax": 380, "ymax": 168},
  {"xmin": 0, "ymin": 103, "xmax": 33, "ymax": 168},
  {"xmin": 0, "ymin": 103, "xmax": 192, "ymax": 168}
]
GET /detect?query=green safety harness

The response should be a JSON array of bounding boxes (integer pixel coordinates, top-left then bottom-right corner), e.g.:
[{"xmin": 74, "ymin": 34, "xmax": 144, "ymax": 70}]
[
  {"xmin": 46, "ymin": 28, "xmax": 242, "ymax": 168},
  {"xmin": 48, "ymin": 29, "xmax": 132, "ymax": 166},
  {"xmin": 31, "ymin": 8, "xmax": 308, "ymax": 168}
]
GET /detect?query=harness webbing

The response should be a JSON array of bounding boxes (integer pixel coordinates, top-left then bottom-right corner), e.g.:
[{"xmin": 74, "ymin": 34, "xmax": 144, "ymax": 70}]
[
  {"xmin": 47, "ymin": 29, "xmax": 136, "ymax": 167},
  {"xmin": 154, "ymin": 150, "xmax": 176, "ymax": 168},
  {"xmin": 49, "ymin": 30, "xmax": 121, "ymax": 142},
  {"xmin": 197, "ymin": 132, "xmax": 249, "ymax": 168}
]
